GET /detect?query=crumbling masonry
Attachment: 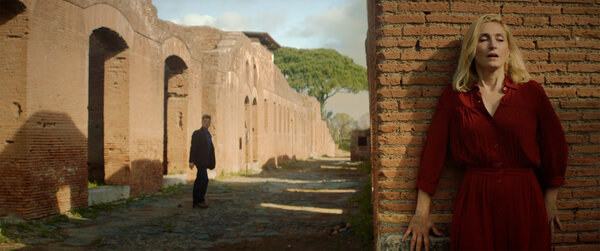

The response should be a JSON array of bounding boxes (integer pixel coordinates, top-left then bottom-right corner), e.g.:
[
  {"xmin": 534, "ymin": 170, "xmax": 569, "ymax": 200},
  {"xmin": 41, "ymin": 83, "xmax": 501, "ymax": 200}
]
[{"xmin": 0, "ymin": 0, "xmax": 335, "ymax": 219}]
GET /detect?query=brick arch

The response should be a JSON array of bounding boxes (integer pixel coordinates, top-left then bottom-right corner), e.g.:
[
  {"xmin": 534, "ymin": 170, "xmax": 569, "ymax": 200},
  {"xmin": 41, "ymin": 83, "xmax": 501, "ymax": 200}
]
[
  {"xmin": 82, "ymin": 4, "xmax": 135, "ymax": 49},
  {"xmin": 161, "ymin": 37, "xmax": 193, "ymax": 72},
  {"xmin": 163, "ymin": 55, "xmax": 189, "ymax": 175},
  {"xmin": 87, "ymin": 27, "xmax": 131, "ymax": 187}
]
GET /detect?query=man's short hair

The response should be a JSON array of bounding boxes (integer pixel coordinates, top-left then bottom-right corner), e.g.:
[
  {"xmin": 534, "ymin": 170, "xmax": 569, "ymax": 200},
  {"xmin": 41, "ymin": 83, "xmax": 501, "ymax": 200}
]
[{"xmin": 202, "ymin": 114, "xmax": 211, "ymax": 121}]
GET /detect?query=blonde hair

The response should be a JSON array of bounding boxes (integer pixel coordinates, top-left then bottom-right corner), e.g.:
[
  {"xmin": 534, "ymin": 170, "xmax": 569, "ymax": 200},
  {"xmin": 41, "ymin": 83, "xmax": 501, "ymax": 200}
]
[{"xmin": 452, "ymin": 14, "xmax": 531, "ymax": 92}]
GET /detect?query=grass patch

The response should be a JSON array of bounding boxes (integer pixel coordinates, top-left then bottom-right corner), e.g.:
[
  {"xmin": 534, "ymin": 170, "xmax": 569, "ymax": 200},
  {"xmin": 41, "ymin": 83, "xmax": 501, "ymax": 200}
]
[
  {"xmin": 349, "ymin": 158, "xmax": 373, "ymax": 250},
  {"xmin": 88, "ymin": 179, "xmax": 105, "ymax": 188},
  {"xmin": 277, "ymin": 160, "xmax": 299, "ymax": 169},
  {"xmin": 216, "ymin": 169, "xmax": 259, "ymax": 179},
  {"xmin": 157, "ymin": 183, "xmax": 185, "ymax": 196}
]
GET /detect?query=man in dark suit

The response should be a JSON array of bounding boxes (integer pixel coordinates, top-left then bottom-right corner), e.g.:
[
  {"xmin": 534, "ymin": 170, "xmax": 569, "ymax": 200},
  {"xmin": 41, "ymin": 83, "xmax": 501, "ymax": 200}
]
[{"xmin": 189, "ymin": 114, "xmax": 215, "ymax": 209}]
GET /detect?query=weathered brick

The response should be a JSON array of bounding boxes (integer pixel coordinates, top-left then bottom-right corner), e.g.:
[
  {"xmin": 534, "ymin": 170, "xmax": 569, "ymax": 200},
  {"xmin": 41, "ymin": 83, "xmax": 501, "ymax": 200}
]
[
  {"xmin": 378, "ymin": 146, "xmax": 406, "ymax": 155},
  {"xmin": 578, "ymin": 233, "xmax": 600, "ymax": 242},
  {"xmin": 545, "ymin": 88, "xmax": 578, "ymax": 98},
  {"xmin": 527, "ymin": 64, "xmax": 566, "ymax": 73},
  {"xmin": 399, "ymin": 123, "xmax": 430, "ymax": 132},
  {"xmin": 425, "ymin": 14, "xmax": 477, "ymax": 24},
  {"xmin": 419, "ymin": 39, "xmax": 461, "ymax": 48},
  {"xmin": 379, "ymin": 14, "xmax": 426, "ymax": 24},
  {"xmin": 378, "ymin": 101, "xmax": 399, "ymax": 110},
  {"xmin": 587, "ymin": 53, "xmax": 600, "ymax": 61},
  {"xmin": 523, "ymin": 51, "xmax": 549, "ymax": 61},
  {"xmin": 568, "ymin": 64, "xmax": 600, "ymax": 73},
  {"xmin": 403, "ymin": 26, "xmax": 460, "ymax": 36},
  {"xmin": 401, "ymin": 51, "xmax": 458, "ymax": 61},
  {"xmin": 427, "ymin": 63, "xmax": 456, "ymax": 72},
  {"xmin": 377, "ymin": 89, "xmax": 422, "ymax": 98},
  {"xmin": 503, "ymin": 4, "xmax": 562, "ymax": 14},
  {"xmin": 376, "ymin": 39, "xmax": 416, "ymax": 48},
  {"xmin": 546, "ymin": 75, "xmax": 590, "ymax": 84},
  {"xmin": 378, "ymin": 76, "xmax": 402, "ymax": 86},
  {"xmin": 396, "ymin": 2, "xmax": 448, "ymax": 12},
  {"xmin": 378, "ymin": 112, "xmax": 428, "ymax": 122},
  {"xmin": 567, "ymin": 156, "xmax": 600, "ymax": 166},
  {"xmin": 561, "ymin": 100, "xmax": 600, "ymax": 109},
  {"xmin": 523, "ymin": 17, "xmax": 549, "ymax": 26},
  {"xmin": 378, "ymin": 135, "xmax": 424, "ymax": 145},
  {"xmin": 378, "ymin": 63, "xmax": 426, "ymax": 72},
  {"xmin": 550, "ymin": 52, "xmax": 586, "ymax": 61},
  {"xmin": 577, "ymin": 87, "xmax": 600, "ymax": 97},
  {"xmin": 573, "ymin": 29, "xmax": 600, "ymax": 38},
  {"xmin": 451, "ymin": 2, "xmax": 500, "ymax": 13},
  {"xmin": 582, "ymin": 112, "xmax": 600, "ymax": 120},
  {"xmin": 403, "ymin": 75, "xmax": 453, "ymax": 85},
  {"xmin": 378, "ymin": 2, "xmax": 397, "ymax": 12},
  {"xmin": 551, "ymin": 16, "xmax": 600, "ymax": 26},
  {"xmin": 378, "ymin": 124, "xmax": 400, "ymax": 133},
  {"xmin": 377, "ymin": 27, "xmax": 403, "ymax": 36},
  {"xmin": 562, "ymin": 6, "xmax": 600, "ymax": 14},
  {"xmin": 512, "ymin": 28, "xmax": 571, "ymax": 37},
  {"xmin": 537, "ymin": 40, "xmax": 600, "ymax": 49}
]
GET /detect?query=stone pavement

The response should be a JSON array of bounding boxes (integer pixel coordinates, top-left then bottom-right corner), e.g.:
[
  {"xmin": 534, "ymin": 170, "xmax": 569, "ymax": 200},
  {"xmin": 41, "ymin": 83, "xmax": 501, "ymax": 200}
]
[{"xmin": 1, "ymin": 157, "xmax": 366, "ymax": 250}]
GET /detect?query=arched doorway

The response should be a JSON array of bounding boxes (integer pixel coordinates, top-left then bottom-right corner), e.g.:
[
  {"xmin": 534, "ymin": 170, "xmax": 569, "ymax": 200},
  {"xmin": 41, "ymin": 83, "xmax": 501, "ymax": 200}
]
[
  {"xmin": 252, "ymin": 98, "xmax": 258, "ymax": 162},
  {"xmin": 163, "ymin": 55, "xmax": 188, "ymax": 174},
  {"xmin": 244, "ymin": 96, "xmax": 250, "ymax": 171},
  {"xmin": 88, "ymin": 27, "xmax": 130, "ymax": 185}
]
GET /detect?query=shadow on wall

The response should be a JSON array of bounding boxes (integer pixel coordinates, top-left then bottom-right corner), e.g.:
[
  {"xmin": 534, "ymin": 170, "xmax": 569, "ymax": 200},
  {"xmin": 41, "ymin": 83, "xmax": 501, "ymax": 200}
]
[
  {"xmin": 130, "ymin": 159, "xmax": 163, "ymax": 196},
  {"xmin": 0, "ymin": 0, "xmax": 26, "ymax": 26},
  {"xmin": 0, "ymin": 111, "xmax": 88, "ymax": 219},
  {"xmin": 261, "ymin": 155, "xmax": 297, "ymax": 170}
]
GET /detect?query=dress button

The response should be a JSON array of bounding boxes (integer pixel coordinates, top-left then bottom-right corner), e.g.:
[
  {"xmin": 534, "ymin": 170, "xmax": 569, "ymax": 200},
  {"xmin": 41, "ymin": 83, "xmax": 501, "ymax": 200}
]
[
  {"xmin": 494, "ymin": 161, "xmax": 503, "ymax": 167},
  {"xmin": 493, "ymin": 144, "xmax": 499, "ymax": 149},
  {"xmin": 502, "ymin": 86, "xmax": 508, "ymax": 93},
  {"xmin": 497, "ymin": 179, "xmax": 502, "ymax": 183}
]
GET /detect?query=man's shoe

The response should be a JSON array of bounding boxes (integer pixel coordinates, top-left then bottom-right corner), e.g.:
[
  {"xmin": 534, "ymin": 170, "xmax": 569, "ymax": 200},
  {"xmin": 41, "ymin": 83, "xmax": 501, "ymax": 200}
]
[{"xmin": 197, "ymin": 202, "xmax": 208, "ymax": 209}]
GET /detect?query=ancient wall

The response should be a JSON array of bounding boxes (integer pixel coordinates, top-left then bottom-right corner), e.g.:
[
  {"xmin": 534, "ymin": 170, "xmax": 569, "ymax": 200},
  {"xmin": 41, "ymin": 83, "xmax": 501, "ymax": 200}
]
[
  {"xmin": 351, "ymin": 129, "xmax": 371, "ymax": 161},
  {"xmin": 367, "ymin": 0, "xmax": 599, "ymax": 250},
  {"xmin": 0, "ymin": 0, "xmax": 335, "ymax": 219}
]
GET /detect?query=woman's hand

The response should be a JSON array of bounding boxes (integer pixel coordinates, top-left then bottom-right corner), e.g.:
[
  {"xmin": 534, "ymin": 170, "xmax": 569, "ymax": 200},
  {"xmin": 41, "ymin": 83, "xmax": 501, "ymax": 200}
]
[
  {"xmin": 545, "ymin": 187, "xmax": 562, "ymax": 235},
  {"xmin": 402, "ymin": 212, "xmax": 442, "ymax": 251},
  {"xmin": 402, "ymin": 189, "xmax": 442, "ymax": 251}
]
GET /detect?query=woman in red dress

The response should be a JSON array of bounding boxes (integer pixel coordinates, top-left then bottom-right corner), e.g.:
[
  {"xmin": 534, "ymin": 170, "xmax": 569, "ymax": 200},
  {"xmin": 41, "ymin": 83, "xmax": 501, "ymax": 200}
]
[{"xmin": 402, "ymin": 14, "xmax": 568, "ymax": 250}]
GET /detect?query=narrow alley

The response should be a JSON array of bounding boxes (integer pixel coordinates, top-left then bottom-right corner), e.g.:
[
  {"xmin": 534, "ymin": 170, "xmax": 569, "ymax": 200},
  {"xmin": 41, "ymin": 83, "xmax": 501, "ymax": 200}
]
[{"xmin": 1, "ymin": 157, "xmax": 367, "ymax": 250}]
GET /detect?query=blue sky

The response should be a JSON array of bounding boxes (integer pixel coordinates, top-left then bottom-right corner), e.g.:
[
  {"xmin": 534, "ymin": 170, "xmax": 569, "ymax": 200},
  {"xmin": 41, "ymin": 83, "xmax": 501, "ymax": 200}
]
[{"xmin": 152, "ymin": 0, "xmax": 369, "ymax": 124}]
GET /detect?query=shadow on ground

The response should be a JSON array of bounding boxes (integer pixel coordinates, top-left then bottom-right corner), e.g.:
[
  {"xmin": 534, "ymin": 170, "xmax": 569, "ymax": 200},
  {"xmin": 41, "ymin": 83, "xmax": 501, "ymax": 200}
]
[{"xmin": 0, "ymin": 157, "xmax": 370, "ymax": 250}]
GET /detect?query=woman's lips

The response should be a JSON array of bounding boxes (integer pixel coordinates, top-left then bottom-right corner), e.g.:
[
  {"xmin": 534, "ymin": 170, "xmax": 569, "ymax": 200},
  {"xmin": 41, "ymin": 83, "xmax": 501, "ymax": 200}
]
[{"xmin": 488, "ymin": 53, "xmax": 499, "ymax": 58}]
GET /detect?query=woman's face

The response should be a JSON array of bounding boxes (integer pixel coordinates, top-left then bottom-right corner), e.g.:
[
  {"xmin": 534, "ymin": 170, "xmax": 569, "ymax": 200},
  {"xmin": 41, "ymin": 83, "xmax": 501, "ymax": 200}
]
[{"xmin": 474, "ymin": 22, "xmax": 510, "ymax": 73}]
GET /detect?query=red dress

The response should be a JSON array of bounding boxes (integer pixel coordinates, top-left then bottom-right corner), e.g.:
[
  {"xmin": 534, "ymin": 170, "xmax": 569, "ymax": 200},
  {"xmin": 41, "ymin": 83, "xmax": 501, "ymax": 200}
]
[{"xmin": 416, "ymin": 77, "xmax": 568, "ymax": 250}]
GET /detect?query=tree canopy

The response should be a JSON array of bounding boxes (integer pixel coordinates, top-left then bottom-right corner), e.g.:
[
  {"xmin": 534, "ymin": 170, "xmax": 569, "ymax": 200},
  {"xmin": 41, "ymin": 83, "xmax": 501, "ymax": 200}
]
[
  {"xmin": 326, "ymin": 112, "xmax": 358, "ymax": 151},
  {"xmin": 274, "ymin": 47, "xmax": 367, "ymax": 108}
]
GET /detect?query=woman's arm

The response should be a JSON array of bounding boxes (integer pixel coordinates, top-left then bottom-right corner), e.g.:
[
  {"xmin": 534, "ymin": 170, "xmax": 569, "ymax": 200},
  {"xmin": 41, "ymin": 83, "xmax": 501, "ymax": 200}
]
[
  {"xmin": 402, "ymin": 189, "xmax": 441, "ymax": 251},
  {"xmin": 545, "ymin": 187, "xmax": 562, "ymax": 234}
]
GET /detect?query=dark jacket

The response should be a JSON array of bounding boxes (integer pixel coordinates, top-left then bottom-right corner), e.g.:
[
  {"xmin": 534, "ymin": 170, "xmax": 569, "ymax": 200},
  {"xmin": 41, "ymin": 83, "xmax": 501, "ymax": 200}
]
[{"xmin": 189, "ymin": 127, "xmax": 215, "ymax": 169}]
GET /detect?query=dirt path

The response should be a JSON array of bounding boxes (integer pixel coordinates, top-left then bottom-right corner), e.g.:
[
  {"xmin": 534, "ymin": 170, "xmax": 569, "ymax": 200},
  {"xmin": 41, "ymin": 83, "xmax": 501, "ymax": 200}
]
[{"xmin": 1, "ymin": 157, "xmax": 367, "ymax": 250}]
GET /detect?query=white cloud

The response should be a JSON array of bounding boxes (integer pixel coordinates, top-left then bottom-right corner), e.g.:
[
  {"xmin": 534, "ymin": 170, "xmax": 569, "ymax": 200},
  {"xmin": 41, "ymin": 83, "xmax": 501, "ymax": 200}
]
[
  {"xmin": 170, "ymin": 14, "xmax": 216, "ymax": 26},
  {"xmin": 288, "ymin": 0, "xmax": 367, "ymax": 67},
  {"xmin": 171, "ymin": 11, "xmax": 286, "ymax": 34}
]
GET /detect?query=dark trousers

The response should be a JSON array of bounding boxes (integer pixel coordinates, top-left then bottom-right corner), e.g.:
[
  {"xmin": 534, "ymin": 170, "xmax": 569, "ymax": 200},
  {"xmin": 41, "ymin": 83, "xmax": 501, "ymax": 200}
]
[{"xmin": 193, "ymin": 165, "xmax": 208, "ymax": 204}]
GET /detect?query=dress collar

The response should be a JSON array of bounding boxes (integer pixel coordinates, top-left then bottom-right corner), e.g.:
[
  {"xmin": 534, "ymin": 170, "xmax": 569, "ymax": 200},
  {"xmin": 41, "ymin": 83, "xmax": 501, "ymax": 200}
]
[{"xmin": 469, "ymin": 75, "xmax": 519, "ymax": 93}]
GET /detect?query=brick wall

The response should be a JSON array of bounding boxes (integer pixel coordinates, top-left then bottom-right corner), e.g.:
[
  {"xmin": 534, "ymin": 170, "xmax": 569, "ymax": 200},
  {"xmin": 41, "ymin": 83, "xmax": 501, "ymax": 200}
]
[
  {"xmin": 0, "ymin": 0, "xmax": 335, "ymax": 219},
  {"xmin": 367, "ymin": 0, "xmax": 599, "ymax": 250}
]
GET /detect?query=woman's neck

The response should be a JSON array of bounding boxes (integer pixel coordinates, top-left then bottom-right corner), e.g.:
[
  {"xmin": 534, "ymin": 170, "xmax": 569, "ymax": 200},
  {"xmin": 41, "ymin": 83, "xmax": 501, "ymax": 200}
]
[{"xmin": 478, "ymin": 67, "xmax": 505, "ymax": 92}]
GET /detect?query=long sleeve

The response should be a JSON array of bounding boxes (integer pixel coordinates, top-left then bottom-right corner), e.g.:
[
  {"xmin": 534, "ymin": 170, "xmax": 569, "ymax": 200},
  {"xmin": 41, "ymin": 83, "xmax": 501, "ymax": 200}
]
[
  {"xmin": 189, "ymin": 131, "xmax": 198, "ymax": 163},
  {"xmin": 416, "ymin": 87, "xmax": 453, "ymax": 195},
  {"xmin": 535, "ymin": 83, "xmax": 568, "ymax": 188}
]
